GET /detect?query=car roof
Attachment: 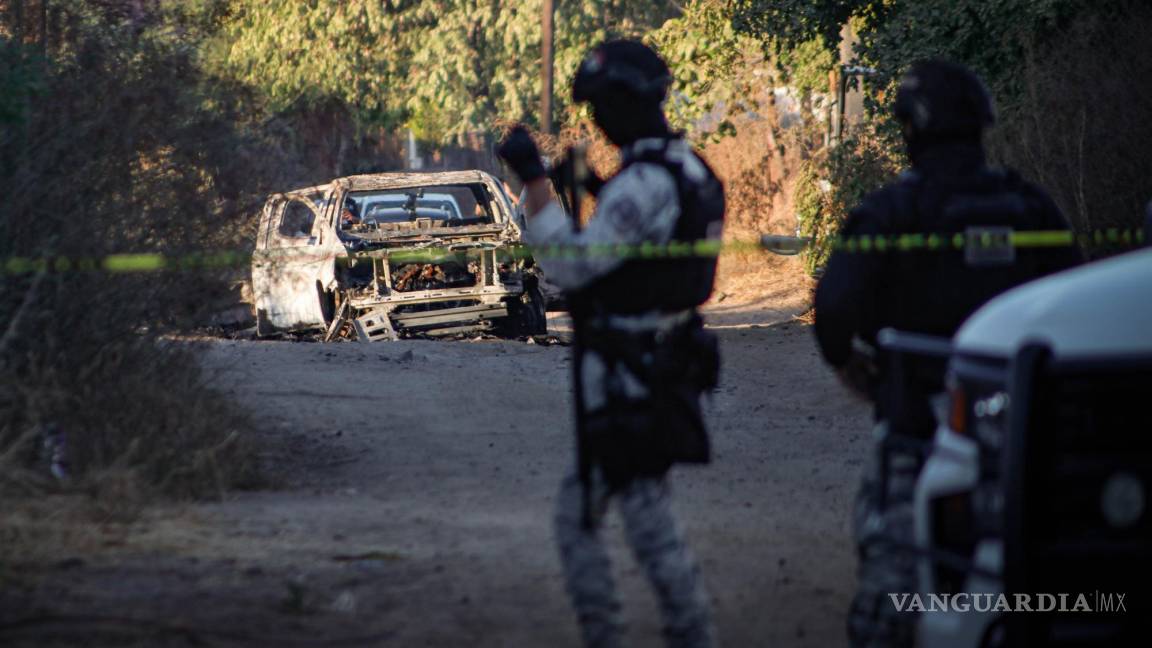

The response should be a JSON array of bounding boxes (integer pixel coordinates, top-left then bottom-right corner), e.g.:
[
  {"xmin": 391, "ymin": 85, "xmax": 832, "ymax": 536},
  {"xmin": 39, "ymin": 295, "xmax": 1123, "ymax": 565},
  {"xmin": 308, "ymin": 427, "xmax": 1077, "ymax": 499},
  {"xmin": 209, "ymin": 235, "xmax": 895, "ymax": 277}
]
[
  {"xmin": 281, "ymin": 183, "xmax": 332, "ymax": 198},
  {"xmin": 362, "ymin": 192, "xmax": 458, "ymax": 201},
  {"xmin": 339, "ymin": 170, "xmax": 496, "ymax": 191}
]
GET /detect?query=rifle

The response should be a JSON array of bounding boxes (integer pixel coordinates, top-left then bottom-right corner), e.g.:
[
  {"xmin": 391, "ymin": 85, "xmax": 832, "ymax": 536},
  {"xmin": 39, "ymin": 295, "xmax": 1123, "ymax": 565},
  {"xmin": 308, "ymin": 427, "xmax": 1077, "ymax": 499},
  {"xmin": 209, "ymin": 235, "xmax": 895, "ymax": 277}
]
[{"xmin": 552, "ymin": 144, "xmax": 598, "ymax": 529}]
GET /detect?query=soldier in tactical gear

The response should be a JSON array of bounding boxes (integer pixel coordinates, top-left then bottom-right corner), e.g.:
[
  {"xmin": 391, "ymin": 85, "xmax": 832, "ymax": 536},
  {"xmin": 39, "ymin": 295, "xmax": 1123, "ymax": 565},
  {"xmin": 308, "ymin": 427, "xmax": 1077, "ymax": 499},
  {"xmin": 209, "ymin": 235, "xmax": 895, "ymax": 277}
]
[
  {"xmin": 814, "ymin": 60, "xmax": 1081, "ymax": 647},
  {"xmin": 498, "ymin": 40, "xmax": 722, "ymax": 648}
]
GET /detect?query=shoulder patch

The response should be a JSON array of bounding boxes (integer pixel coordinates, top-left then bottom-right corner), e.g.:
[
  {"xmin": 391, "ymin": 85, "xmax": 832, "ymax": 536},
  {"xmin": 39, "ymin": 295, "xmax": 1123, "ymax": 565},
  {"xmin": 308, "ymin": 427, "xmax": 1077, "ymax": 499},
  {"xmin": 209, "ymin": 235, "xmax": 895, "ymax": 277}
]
[
  {"xmin": 603, "ymin": 192, "xmax": 647, "ymax": 234},
  {"xmin": 617, "ymin": 162, "xmax": 678, "ymax": 198}
]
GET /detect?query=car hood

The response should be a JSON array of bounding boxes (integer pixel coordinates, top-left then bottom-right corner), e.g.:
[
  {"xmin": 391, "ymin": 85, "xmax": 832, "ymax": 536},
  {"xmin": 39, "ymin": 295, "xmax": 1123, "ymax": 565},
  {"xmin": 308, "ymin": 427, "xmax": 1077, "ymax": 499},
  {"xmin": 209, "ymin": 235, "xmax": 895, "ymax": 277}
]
[{"xmin": 955, "ymin": 247, "xmax": 1152, "ymax": 359}]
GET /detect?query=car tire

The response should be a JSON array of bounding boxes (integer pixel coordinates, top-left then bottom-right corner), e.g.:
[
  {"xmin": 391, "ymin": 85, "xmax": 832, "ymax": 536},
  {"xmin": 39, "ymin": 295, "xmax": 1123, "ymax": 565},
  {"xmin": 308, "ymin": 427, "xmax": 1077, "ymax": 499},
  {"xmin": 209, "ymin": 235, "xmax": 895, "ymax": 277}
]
[
  {"xmin": 255, "ymin": 308, "xmax": 275, "ymax": 338},
  {"xmin": 504, "ymin": 286, "xmax": 547, "ymax": 337}
]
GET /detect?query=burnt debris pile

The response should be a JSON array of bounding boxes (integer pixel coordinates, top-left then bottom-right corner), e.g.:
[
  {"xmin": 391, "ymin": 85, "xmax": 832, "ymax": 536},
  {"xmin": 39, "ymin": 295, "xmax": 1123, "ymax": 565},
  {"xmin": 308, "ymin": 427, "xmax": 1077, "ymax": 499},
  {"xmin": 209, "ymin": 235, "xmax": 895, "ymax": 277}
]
[{"xmin": 391, "ymin": 262, "xmax": 479, "ymax": 292}]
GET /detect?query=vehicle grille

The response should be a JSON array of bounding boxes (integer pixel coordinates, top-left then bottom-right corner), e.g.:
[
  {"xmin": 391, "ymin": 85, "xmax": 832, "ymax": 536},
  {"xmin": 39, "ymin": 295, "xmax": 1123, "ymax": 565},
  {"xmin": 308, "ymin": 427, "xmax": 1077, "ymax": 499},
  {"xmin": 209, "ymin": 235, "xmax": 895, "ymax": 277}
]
[{"xmin": 1004, "ymin": 348, "xmax": 1152, "ymax": 644}]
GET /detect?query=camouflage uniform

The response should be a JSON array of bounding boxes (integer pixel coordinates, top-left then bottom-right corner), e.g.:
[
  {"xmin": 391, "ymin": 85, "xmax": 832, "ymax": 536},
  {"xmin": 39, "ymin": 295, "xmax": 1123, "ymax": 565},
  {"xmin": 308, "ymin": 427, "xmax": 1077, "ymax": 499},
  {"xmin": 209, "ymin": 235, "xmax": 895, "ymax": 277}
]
[
  {"xmin": 526, "ymin": 147, "xmax": 717, "ymax": 646},
  {"xmin": 555, "ymin": 465, "xmax": 714, "ymax": 648},
  {"xmin": 499, "ymin": 41, "xmax": 723, "ymax": 648},
  {"xmin": 848, "ymin": 423, "xmax": 920, "ymax": 648}
]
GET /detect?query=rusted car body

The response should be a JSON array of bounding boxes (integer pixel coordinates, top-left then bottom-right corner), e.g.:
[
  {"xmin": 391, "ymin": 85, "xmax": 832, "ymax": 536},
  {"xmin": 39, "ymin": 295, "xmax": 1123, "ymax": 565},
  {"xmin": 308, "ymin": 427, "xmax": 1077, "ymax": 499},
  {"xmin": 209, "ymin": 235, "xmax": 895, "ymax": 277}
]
[{"xmin": 252, "ymin": 170, "xmax": 545, "ymax": 341}]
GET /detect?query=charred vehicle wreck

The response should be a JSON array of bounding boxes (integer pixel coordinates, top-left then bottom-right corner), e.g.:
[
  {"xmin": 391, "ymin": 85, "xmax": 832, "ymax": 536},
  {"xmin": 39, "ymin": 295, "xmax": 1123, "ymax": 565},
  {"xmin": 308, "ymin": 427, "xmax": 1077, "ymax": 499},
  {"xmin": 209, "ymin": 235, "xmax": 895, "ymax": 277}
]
[{"xmin": 252, "ymin": 170, "xmax": 546, "ymax": 341}]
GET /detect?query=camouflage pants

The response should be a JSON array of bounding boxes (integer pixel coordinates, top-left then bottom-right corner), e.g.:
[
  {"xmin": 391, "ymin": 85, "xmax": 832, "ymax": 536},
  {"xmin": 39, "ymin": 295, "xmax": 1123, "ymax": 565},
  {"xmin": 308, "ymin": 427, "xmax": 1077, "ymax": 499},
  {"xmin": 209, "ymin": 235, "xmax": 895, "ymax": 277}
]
[
  {"xmin": 555, "ymin": 468, "xmax": 714, "ymax": 648},
  {"xmin": 848, "ymin": 423, "xmax": 923, "ymax": 648}
]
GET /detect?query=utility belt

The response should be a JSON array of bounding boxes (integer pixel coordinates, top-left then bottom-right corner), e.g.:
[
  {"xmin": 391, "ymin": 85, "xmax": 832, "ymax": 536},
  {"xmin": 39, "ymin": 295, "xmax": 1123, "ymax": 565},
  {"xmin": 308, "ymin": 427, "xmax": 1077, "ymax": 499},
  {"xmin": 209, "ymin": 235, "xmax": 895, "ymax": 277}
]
[
  {"xmin": 581, "ymin": 308, "xmax": 720, "ymax": 403},
  {"xmin": 575, "ymin": 308, "xmax": 720, "ymax": 493}
]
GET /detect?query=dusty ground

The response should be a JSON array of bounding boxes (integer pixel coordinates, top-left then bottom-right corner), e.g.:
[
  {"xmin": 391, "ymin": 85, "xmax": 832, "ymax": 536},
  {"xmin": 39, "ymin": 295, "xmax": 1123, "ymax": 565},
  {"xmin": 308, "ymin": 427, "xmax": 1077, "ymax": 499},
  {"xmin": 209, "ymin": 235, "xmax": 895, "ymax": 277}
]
[{"xmin": 0, "ymin": 260, "xmax": 872, "ymax": 648}]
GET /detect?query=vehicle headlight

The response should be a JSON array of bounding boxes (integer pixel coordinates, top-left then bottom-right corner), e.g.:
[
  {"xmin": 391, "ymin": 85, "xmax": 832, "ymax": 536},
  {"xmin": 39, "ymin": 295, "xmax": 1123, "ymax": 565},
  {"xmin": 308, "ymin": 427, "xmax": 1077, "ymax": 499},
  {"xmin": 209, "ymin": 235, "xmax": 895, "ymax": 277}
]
[{"xmin": 969, "ymin": 391, "xmax": 1009, "ymax": 450}]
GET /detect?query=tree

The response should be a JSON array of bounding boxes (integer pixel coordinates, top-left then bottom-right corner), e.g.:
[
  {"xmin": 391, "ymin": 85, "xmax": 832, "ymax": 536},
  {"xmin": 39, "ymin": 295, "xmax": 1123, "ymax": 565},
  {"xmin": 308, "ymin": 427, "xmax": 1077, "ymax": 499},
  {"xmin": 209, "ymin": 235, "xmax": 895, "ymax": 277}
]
[
  {"xmin": 215, "ymin": 0, "xmax": 678, "ymax": 144},
  {"xmin": 648, "ymin": 0, "xmax": 761, "ymax": 137},
  {"xmin": 730, "ymin": 0, "xmax": 867, "ymax": 53}
]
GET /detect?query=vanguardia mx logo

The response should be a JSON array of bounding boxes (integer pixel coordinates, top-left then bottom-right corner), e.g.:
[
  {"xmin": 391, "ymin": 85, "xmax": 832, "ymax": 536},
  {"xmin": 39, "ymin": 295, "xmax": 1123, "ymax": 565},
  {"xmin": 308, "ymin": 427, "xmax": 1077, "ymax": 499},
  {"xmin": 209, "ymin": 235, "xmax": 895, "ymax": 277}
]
[{"xmin": 889, "ymin": 592, "xmax": 1128, "ymax": 613}]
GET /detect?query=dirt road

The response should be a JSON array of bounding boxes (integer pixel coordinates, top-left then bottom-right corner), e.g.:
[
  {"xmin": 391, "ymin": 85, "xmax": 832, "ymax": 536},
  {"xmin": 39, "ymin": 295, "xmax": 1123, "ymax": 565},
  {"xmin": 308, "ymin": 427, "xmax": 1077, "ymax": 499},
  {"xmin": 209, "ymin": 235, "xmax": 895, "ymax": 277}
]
[{"xmin": 1, "ymin": 304, "xmax": 872, "ymax": 647}]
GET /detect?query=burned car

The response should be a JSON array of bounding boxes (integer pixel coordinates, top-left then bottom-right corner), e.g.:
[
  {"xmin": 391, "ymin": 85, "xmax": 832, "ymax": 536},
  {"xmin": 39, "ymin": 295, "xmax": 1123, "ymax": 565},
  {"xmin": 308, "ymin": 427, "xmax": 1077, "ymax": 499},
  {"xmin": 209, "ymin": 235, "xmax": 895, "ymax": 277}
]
[{"xmin": 252, "ymin": 170, "xmax": 546, "ymax": 341}]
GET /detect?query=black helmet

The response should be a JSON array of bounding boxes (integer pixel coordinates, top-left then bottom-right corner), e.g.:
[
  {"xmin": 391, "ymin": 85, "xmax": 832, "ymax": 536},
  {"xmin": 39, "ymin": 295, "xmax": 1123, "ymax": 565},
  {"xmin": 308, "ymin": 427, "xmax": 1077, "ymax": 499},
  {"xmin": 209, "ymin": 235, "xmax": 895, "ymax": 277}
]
[
  {"xmin": 572, "ymin": 40, "xmax": 672, "ymax": 104},
  {"xmin": 894, "ymin": 60, "xmax": 995, "ymax": 139}
]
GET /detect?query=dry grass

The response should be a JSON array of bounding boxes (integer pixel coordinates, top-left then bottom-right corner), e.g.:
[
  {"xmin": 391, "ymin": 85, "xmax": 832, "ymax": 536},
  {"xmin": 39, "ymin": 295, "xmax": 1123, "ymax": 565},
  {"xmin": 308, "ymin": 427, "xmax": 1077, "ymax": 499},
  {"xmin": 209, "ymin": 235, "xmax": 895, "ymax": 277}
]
[
  {"xmin": 0, "ymin": 495, "xmax": 95, "ymax": 588},
  {"xmin": 530, "ymin": 107, "xmax": 816, "ymax": 302},
  {"xmin": 2, "ymin": 342, "xmax": 260, "ymax": 498},
  {"xmin": 702, "ymin": 110, "xmax": 815, "ymax": 306}
]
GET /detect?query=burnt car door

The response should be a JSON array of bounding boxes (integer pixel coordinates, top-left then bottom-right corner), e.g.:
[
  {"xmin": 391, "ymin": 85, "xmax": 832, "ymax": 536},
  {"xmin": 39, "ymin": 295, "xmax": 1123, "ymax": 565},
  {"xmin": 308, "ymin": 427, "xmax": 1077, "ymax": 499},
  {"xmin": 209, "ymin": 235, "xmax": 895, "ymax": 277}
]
[{"xmin": 252, "ymin": 188, "xmax": 336, "ymax": 333}]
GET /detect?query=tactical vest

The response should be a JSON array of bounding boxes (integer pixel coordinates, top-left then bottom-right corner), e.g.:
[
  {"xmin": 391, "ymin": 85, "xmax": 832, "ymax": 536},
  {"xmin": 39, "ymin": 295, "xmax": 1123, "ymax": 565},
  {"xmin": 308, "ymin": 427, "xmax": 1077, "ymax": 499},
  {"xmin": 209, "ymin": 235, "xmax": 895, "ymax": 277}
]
[
  {"xmin": 576, "ymin": 139, "xmax": 726, "ymax": 314},
  {"xmin": 882, "ymin": 168, "xmax": 1068, "ymax": 339},
  {"xmin": 875, "ymin": 168, "xmax": 1077, "ymax": 432}
]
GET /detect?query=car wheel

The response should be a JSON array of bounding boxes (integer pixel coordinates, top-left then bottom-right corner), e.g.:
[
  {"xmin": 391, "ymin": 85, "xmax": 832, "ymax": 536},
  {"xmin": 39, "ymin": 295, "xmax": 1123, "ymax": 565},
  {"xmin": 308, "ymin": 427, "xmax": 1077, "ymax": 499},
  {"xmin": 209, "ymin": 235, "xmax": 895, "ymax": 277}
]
[{"xmin": 503, "ymin": 286, "xmax": 547, "ymax": 337}]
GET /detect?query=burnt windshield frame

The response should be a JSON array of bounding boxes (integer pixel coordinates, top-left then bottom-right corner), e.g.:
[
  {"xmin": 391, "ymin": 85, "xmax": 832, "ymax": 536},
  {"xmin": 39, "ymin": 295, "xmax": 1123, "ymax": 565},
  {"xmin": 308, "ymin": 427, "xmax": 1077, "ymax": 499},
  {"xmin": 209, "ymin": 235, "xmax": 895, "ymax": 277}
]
[{"xmin": 346, "ymin": 183, "xmax": 496, "ymax": 228}]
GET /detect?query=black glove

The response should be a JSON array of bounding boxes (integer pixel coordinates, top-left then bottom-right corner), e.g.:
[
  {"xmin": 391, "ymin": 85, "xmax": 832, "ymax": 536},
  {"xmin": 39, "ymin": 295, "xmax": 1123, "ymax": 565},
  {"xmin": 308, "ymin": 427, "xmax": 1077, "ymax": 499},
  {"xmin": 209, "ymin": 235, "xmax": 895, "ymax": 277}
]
[{"xmin": 497, "ymin": 126, "xmax": 547, "ymax": 183}]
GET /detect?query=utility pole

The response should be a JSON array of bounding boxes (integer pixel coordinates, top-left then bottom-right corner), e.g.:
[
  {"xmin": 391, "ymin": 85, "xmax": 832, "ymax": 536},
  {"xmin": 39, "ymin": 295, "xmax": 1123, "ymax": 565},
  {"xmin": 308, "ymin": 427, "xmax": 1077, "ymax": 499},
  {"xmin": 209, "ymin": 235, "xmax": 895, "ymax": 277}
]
[
  {"xmin": 40, "ymin": 0, "xmax": 48, "ymax": 54},
  {"xmin": 12, "ymin": 0, "xmax": 25, "ymax": 43},
  {"xmin": 541, "ymin": 0, "xmax": 555, "ymax": 134}
]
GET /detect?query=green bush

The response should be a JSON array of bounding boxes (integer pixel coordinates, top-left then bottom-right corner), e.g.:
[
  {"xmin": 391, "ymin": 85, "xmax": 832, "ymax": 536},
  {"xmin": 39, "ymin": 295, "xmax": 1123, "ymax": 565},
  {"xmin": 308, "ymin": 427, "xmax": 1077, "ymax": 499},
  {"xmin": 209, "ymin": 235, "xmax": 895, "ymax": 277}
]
[
  {"xmin": 797, "ymin": 125, "xmax": 902, "ymax": 275},
  {"xmin": 737, "ymin": 0, "xmax": 1152, "ymax": 257}
]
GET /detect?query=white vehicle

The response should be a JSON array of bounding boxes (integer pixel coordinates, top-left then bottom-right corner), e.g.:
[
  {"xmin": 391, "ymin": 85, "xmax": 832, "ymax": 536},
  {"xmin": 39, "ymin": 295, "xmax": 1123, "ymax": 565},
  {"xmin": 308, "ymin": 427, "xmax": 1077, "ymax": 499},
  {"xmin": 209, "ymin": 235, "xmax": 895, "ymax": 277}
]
[
  {"xmin": 912, "ymin": 246, "xmax": 1152, "ymax": 646},
  {"xmin": 252, "ymin": 170, "xmax": 547, "ymax": 341}
]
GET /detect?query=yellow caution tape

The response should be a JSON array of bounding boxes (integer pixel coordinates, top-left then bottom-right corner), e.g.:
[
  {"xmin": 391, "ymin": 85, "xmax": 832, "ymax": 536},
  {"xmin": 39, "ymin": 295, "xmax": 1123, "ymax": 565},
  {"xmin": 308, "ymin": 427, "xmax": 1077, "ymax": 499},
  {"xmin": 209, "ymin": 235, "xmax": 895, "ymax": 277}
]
[
  {"xmin": 0, "ymin": 228, "xmax": 1144, "ymax": 275},
  {"xmin": 103, "ymin": 254, "xmax": 167, "ymax": 273},
  {"xmin": 830, "ymin": 228, "xmax": 1143, "ymax": 252}
]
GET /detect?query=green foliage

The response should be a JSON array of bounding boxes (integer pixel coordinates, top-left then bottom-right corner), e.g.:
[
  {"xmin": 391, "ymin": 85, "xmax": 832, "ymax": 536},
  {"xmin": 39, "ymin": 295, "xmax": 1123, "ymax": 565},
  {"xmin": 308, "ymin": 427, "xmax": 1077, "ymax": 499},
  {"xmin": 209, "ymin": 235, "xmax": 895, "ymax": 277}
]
[
  {"xmin": 775, "ymin": 36, "xmax": 834, "ymax": 98},
  {"xmin": 796, "ymin": 126, "xmax": 901, "ymax": 274},
  {"xmin": 730, "ymin": 0, "xmax": 1114, "ymax": 89},
  {"xmin": 401, "ymin": 3, "xmax": 531, "ymax": 142},
  {"xmin": 738, "ymin": 0, "xmax": 1136, "ymax": 117},
  {"xmin": 215, "ymin": 0, "xmax": 824, "ymax": 145},
  {"xmin": 722, "ymin": 2, "xmax": 846, "ymax": 128},
  {"xmin": 648, "ymin": 1, "xmax": 760, "ymax": 138},
  {"xmin": 793, "ymin": 162, "xmax": 831, "ymax": 275},
  {"xmin": 738, "ymin": 0, "xmax": 1148, "ymax": 261},
  {"xmin": 215, "ymin": 1, "xmax": 678, "ymax": 144},
  {"xmin": 2, "ymin": 1, "xmax": 263, "ymax": 497},
  {"xmin": 0, "ymin": 40, "xmax": 42, "ymax": 126},
  {"xmin": 216, "ymin": 1, "xmax": 408, "ymax": 129},
  {"xmin": 988, "ymin": 3, "xmax": 1152, "ymax": 243},
  {"xmin": 853, "ymin": 0, "xmax": 1097, "ymax": 101},
  {"xmin": 552, "ymin": 1, "xmax": 680, "ymax": 125},
  {"xmin": 730, "ymin": 0, "xmax": 871, "ymax": 52}
]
